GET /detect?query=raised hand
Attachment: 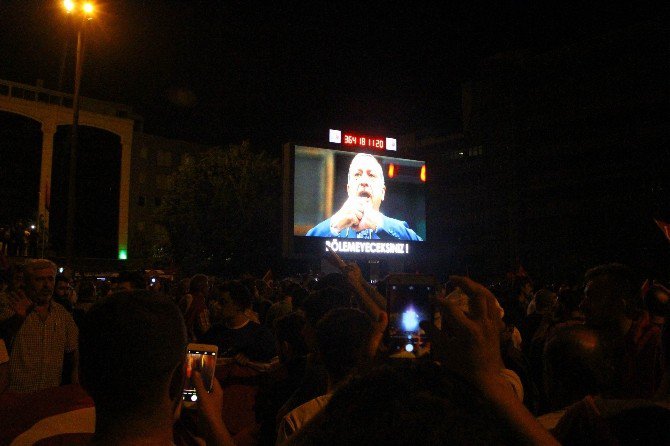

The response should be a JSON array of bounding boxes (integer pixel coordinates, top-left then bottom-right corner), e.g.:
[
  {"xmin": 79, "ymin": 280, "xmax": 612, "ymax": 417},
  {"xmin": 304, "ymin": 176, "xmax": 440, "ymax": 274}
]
[
  {"xmin": 421, "ymin": 276, "xmax": 560, "ymax": 445},
  {"xmin": 330, "ymin": 198, "xmax": 383, "ymax": 233},
  {"xmin": 342, "ymin": 262, "xmax": 387, "ymax": 334},
  {"xmin": 193, "ymin": 371, "xmax": 235, "ymax": 446},
  {"xmin": 421, "ymin": 275, "xmax": 504, "ymax": 384},
  {"xmin": 330, "ymin": 197, "xmax": 365, "ymax": 233}
]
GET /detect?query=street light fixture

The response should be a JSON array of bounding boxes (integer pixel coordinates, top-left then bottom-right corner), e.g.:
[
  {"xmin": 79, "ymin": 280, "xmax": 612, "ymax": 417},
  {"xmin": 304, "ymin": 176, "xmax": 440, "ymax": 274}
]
[
  {"xmin": 63, "ymin": 0, "xmax": 94, "ymax": 17},
  {"xmin": 62, "ymin": 0, "xmax": 94, "ymax": 267}
]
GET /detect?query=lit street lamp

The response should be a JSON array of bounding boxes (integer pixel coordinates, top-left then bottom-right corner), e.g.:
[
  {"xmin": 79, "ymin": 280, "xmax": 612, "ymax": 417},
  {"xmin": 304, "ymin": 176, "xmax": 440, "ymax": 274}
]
[{"xmin": 62, "ymin": 0, "xmax": 94, "ymax": 267}]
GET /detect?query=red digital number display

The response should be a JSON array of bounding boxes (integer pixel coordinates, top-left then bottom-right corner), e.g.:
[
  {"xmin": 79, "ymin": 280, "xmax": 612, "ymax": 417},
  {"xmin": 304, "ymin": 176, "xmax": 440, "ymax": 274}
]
[{"xmin": 342, "ymin": 133, "xmax": 385, "ymax": 150}]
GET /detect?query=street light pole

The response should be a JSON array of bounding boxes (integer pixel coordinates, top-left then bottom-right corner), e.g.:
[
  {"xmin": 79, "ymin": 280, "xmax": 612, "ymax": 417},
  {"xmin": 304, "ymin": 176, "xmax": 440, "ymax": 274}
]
[
  {"xmin": 63, "ymin": 1, "xmax": 93, "ymax": 267},
  {"xmin": 65, "ymin": 22, "xmax": 84, "ymax": 267}
]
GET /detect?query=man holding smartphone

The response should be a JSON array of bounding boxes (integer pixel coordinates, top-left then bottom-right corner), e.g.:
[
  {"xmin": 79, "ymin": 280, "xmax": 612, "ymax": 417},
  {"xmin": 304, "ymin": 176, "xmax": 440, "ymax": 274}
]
[
  {"xmin": 306, "ymin": 153, "xmax": 423, "ymax": 241},
  {"xmin": 80, "ymin": 290, "xmax": 235, "ymax": 445}
]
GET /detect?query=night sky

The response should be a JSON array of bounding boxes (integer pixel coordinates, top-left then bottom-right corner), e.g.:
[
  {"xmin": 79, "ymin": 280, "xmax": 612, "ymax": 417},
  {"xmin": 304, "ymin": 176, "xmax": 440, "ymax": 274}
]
[{"xmin": 0, "ymin": 1, "xmax": 662, "ymax": 147}]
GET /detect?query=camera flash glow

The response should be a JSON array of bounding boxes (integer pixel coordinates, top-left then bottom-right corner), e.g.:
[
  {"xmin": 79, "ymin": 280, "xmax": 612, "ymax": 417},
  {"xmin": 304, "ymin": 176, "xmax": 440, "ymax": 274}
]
[
  {"xmin": 402, "ymin": 308, "xmax": 419, "ymax": 332},
  {"xmin": 405, "ymin": 343, "xmax": 414, "ymax": 352}
]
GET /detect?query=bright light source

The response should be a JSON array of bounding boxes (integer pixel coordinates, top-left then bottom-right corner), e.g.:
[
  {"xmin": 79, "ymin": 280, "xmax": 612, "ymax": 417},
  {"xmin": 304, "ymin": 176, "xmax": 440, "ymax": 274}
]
[
  {"xmin": 420, "ymin": 165, "xmax": 426, "ymax": 182},
  {"xmin": 401, "ymin": 307, "xmax": 419, "ymax": 332},
  {"xmin": 118, "ymin": 249, "xmax": 128, "ymax": 260},
  {"xmin": 83, "ymin": 2, "xmax": 94, "ymax": 15},
  {"xmin": 387, "ymin": 163, "xmax": 395, "ymax": 178},
  {"xmin": 63, "ymin": 0, "xmax": 75, "ymax": 13},
  {"xmin": 405, "ymin": 343, "xmax": 414, "ymax": 353}
]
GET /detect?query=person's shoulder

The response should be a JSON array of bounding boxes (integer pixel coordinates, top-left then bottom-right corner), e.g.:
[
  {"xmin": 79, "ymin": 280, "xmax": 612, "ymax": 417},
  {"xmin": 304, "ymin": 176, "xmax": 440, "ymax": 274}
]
[
  {"xmin": 51, "ymin": 300, "xmax": 75, "ymax": 318},
  {"xmin": 378, "ymin": 215, "xmax": 423, "ymax": 241},
  {"xmin": 382, "ymin": 215, "xmax": 414, "ymax": 231},
  {"xmin": 382, "ymin": 214, "xmax": 406, "ymax": 225},
  {"xmin": 285, "ymin": 394, "xmax": 332, "ymax": 425},
  {"xmin": 245, "ymin": 320, "xmax": 272, "ymax": 335},
  {"xmin": 306, "ymin": 218, "xmax": 332, "ymax": 237}
]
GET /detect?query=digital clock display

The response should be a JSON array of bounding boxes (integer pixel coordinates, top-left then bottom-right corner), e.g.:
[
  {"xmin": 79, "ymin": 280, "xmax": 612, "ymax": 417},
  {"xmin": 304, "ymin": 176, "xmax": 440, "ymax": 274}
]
[
  {"xmin": 342, "ymin": 133, "xmax": 385, "ymax": 149},
  {"xmin": 329, "ymin": 129, "xmax": 397, "ymax": 151}
]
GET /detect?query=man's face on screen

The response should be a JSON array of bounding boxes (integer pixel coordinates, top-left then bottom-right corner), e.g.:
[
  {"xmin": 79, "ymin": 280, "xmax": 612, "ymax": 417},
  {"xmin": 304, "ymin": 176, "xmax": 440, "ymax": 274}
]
[{"xmin": 347, "ymin": 154, "xmax": 386, "ymax": 211}]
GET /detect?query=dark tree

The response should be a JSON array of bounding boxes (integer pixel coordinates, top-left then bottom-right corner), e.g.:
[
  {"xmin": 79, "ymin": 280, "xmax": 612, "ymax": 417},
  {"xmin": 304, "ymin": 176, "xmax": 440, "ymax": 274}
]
[{"xmin": 157, "ymin": 141, "xmax": 281, "ymax": 276}]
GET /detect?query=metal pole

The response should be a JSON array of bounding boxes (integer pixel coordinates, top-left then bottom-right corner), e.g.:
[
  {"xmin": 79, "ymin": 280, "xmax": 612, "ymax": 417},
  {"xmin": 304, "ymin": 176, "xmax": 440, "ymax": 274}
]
[{"xmin": 65, "ymin": 22, "xmax": 85, "ymax": 267}]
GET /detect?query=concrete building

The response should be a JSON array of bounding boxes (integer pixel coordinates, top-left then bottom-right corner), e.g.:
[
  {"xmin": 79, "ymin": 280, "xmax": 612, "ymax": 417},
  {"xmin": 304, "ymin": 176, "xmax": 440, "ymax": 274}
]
[{"xmin": 0, "ymin": 78, "xmax": 213, "ymax": 262}]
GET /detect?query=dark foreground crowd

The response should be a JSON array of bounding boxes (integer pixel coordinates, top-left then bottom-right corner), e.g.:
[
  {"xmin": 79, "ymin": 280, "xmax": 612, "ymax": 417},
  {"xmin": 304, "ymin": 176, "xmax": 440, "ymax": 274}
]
[{"xmin": 0, "ymin": 258, "xmax": 668, "ymax": 445}]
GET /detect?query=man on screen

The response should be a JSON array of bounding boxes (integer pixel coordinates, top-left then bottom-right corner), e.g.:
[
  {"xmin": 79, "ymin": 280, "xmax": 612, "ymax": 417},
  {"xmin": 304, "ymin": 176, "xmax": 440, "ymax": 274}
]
[{"xmin": 306, "ymin": 153, "xmax": 423, "ymax": 241}]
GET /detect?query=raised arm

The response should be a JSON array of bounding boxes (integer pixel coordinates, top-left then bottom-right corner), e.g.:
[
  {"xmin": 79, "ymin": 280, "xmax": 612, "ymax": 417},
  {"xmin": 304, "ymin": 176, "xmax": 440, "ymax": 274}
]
[{"xmin": 421, "ymin": 276, "xmax": 559, "ymax": 446}]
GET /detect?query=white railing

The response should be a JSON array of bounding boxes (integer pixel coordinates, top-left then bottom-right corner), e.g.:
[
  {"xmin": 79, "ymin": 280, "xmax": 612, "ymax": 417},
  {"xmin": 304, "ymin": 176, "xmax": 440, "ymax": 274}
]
[{"xmin": 0, "ymin": 78, "xmax": 137, "ymax": 120}]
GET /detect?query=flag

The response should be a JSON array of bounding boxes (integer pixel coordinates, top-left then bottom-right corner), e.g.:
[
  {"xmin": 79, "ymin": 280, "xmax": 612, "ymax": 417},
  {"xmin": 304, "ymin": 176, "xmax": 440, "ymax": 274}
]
[
  {"xmin": 0, "ymin": 384, "xmax": 94, "ymax": 445},
  {"xmin": 654, "ymin": 219, "xmax": 670, "ymax": 243}
]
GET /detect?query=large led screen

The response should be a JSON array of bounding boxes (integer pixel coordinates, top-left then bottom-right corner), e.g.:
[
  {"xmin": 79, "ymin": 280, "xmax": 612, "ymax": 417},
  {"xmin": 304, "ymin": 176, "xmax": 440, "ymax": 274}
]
[{"xmin": 293, "ymin": 146, "xmax": 426, "ymax": 244}]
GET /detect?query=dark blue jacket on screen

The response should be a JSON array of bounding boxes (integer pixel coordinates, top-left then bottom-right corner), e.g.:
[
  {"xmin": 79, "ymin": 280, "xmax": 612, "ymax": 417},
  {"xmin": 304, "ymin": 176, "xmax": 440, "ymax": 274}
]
[{"xmin": 305, "ymin": 215, "xmax": 423, "ymax": 241}]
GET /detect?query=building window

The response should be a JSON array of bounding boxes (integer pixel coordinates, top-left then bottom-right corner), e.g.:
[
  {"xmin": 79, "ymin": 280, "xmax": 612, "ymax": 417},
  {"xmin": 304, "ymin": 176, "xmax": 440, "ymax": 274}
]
[
  {"xmin": 468, "ymin": 145, "xmax": 483, "ymax": 156},
  {"xmin": 138, "ymin": 172, "xmax": 146, "ymax": 184},
  {"xmin": 140, "ymin": 146, "xmax": 148, "ymax": 159},
  {"xmin": 137, "ymin": 221, "xmax": 145, "ymax": 231},
  {"xmin": 138, "ymin": 195, "xmax": 146, "ymax": 206}
]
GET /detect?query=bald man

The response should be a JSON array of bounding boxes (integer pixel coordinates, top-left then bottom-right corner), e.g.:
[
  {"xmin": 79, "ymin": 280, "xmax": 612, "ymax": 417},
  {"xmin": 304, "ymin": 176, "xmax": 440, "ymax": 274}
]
[{"xmin": 307, "ymin": 153, "xmax": 422, "ymax": 241}]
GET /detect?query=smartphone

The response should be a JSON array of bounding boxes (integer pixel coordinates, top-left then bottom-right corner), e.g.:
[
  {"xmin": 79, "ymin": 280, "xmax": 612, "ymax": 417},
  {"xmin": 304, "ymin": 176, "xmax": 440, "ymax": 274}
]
[
  {"xmin": 385, "ymin": 277, "xmax": 438, "ymax": 355},
  {"xmin": 183, "ymin": 343, "xmax": 218, "ymax": 407}
]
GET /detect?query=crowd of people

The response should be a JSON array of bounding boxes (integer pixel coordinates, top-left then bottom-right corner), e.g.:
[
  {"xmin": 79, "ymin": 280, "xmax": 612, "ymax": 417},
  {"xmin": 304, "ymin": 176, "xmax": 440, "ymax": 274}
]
[
  {"xmin": 0, "ymin": 255, "xmax": 669, "ymax": 445},
  {"xmin": 0, "ymin": 221, "xmax": 40, "ymax": 258}
]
